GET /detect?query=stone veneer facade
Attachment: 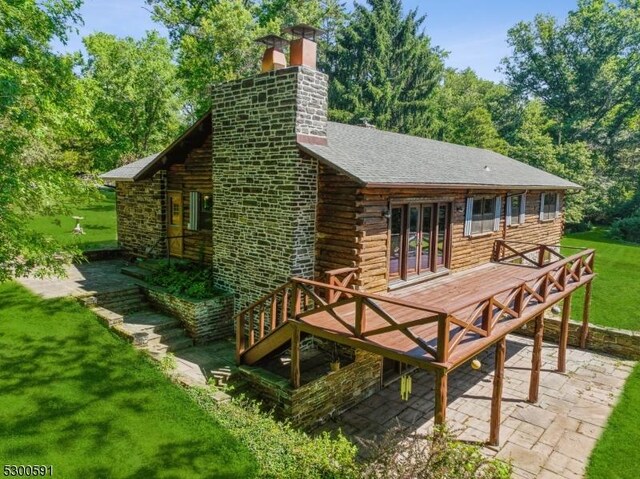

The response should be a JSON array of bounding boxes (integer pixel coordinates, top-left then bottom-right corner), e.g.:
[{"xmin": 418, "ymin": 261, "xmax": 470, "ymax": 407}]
[
  {"xmin": 238, "ymin": 350, "xmax": 383, "ymax": 428},
  {"xmin": 211, "ymin": 66, "xmax": 328, "ymax": 310},
  {"xmin": 115, "ymin": 171, "xmax": 166, "ymax": 257}
]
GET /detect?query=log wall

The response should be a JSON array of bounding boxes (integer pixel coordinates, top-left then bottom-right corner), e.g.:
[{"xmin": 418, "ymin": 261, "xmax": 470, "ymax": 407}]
[
  {"xmin": 166, "ymin": 134, "xmax": 213, "ymax": 263},
  {"xmin": 316, "ymin": 170, "xmax": 565, "ymax": 294}
]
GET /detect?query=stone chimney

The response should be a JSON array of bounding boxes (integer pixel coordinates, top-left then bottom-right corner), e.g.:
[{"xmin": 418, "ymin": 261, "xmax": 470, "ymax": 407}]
[{"xmin": 211, "ymin": 27, "xmax": 328, "ymax": 309}]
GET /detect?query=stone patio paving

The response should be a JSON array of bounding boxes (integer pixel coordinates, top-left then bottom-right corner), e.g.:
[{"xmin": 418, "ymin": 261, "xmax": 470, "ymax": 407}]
[
  {"xmin": 314, "ymin": 335, "xmax": 635, "ymax": 479},
  {"xmin": 18, "ymin": 259, "xmax": 137, "ymax": 299}
]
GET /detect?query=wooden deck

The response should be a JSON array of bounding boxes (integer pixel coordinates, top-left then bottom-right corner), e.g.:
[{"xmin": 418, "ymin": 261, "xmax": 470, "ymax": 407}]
[{"xmin": 234, "ymin": 240, "xmax": 595, "ymax": 445}]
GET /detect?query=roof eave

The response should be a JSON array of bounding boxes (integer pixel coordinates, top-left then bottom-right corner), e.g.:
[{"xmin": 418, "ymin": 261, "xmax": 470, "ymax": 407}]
[{"xmin": 362, "ymin": 182, "xmax": 582, "ymax": 191}]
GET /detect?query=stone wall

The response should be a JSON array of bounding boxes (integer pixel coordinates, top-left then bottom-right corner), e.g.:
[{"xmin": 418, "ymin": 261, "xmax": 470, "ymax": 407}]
[
  {"xmin": 144, "ymin": 287, "xmax": 234, "ymax": 344},
  {"xmin": 238, "ymin": 349, "xmax": 383, "ymax": 428},
  {"xmin": 518, "ymin": 316, "xmax": 640, "ymax": 360},
  {"xmin": 211, "ymin": 66, "xmax": 328, "ymax": 311},
  {"xmin": 115, "ymin": 171, "xmax": 166, "ymax": 257}
]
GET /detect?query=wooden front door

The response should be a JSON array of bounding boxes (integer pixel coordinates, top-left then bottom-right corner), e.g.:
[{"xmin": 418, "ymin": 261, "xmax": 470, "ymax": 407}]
[{"xmin": 167, "ymin": 191, "xmax": 183, "ymax": 257}]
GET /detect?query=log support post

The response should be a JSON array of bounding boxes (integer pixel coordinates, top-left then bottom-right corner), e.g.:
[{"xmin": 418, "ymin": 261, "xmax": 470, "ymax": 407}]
[
  {"xmin": 528, "ymin": 314, "xmax": 544, "ymax": 403},
  {"xmin": 558, "ymin": 294, "xmax": 572, "ymax": 373},
  {"xmin": 290, "ymin": 325, "xmax": 300, "ymax": 388},
  {"xmin": 434, "ymin": 369, "xmax": 448, "ymax": 426},
  {"xmin": 580, "ymin": 281, "xmax": 592, "ymax": 348},
  {"xmin": 489, "ymin": 337, "xmax": 506, "ymax": 447}
]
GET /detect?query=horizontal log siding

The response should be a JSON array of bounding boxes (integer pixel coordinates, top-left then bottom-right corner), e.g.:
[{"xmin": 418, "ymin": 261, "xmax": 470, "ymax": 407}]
[
  {"xmin": 503, "ymin": 190, "xmax": 564, "ymax": 245},
  {"xmin": 166, "ymin": 134, "xmax": 213, "ymax": 262},
  {"xmin": 332, "ymin": 186, "xmax": 565, "ymax": 294},
  {"xmin": 315, "ymin": 164, "xmax": 360, "ymax": 278}
]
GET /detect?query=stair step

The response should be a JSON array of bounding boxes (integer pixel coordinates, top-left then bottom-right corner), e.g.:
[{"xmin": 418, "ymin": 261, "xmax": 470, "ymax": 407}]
[
  {"xmin": 146, "ymin": 327, "xmax": 188, "ymax": 347},
  {"xmin": 122, "ymin": 311, "xmax": 180, "ymax": 333},
  {"xmin": 148, "ymin": 336, "xmax": 194, "ymax": 356},
  {"xmin": 120, "ymin": 265, "xmax": 152, "ymax": 281},
  {"xmin": 91, "ymin": 306, "xmax": 124, "ymax": 326},
  {"xmin": 98, "ymin": 297, "xmax": 148, "ymax": 314}
]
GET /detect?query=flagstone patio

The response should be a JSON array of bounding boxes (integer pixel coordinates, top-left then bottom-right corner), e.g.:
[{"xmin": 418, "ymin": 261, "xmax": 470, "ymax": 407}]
[{"xmin": 313, "ymin": 335, "xmax": 634, "ymax": 479}]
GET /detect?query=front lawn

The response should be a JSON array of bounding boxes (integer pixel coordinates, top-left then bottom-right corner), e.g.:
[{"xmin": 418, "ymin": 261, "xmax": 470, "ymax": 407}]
[
  {"xmin": 0, "ymin": 282, "xmax": 256, "ymax": 478},
  {"xmin": 562, "ymin": 228, "xmax": 640, "ymax": 330},
  {"xmin": 28, "ymin": 188, "xmax": 117, "ymax": 251}
]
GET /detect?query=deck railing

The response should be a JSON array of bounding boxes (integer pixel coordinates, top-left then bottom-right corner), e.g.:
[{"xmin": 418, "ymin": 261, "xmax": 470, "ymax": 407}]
[
  {"xmin": 492, "ymin": 239, "xmax": 566, "ymax": 267},
  {"xmin": 236, "ymin": 245, "xmax": 595, "ymax": 366}
]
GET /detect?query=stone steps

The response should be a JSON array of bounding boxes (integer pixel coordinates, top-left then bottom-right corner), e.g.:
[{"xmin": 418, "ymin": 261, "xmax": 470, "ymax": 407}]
[{"xmin": 148, "ymin": 335, "xmax": 195, "ymax": 360}]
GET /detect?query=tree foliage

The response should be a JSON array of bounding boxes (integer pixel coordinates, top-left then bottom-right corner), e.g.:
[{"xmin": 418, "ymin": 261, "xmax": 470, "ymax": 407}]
[
  {"xmin": 79, "ymin": 32, "xmax": 182, "ymax": 171},
  {"xmin": 325, "ymin": 0, "xmax": 444, "ymax": 133},
  {"xmin": 0, "ymin": 0, "xmax": 91, "ymax": 281}
]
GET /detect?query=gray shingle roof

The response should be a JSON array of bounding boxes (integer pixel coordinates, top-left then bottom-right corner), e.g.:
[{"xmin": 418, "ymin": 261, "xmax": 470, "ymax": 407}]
[
  {"xmin": 100, "ymin": 154, "xmax": 159, "ymax": 181},
  {"xmin": 299, "ymin": 122, "xmax": 580, "ymax": 189}
]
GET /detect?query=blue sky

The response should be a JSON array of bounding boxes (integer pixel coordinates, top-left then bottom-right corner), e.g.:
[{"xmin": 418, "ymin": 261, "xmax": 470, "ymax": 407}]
[{"xmin": 54, "ymin": 0, "xmax": 578, "ymax": 82}]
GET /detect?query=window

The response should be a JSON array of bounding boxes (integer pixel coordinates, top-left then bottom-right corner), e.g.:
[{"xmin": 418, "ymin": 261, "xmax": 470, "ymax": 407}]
[
  {"xmin": 389, "ymin": 202, "xmax": 451, "ymax": 281},
  {"xmin": 540, "ymin": 192, "xmax": 559, "ymax": 221},
  {"xmin": 200, "ymin": 194, "xmax": 213, "ymax": 230},
  {"xmin": 506, "ymin": 194, "xmax": 526, "ymax": 226},
  {"xmin": 188, "ymin": 192, "xmax": 213, "ymax": 231},
  {"xmin": 464, "ymin": 196, "xmax": 501, "ymax": 236}
]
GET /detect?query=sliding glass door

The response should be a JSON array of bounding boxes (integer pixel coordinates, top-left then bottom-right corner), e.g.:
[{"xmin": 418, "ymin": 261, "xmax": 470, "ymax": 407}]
[{"xmin": 389, "ymin": 202, "xmax": 451, "ymax": 282}]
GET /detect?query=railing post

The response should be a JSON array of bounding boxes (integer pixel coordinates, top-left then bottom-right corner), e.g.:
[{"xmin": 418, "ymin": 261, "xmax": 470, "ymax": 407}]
[
  {"xmin": 437, "ymin": 314, "xmax": 450, "ymax": 363},
  {"xmin": 355, "ymin": 296, "xmax": 367, "ymax": 337},
  {"xmin": 270, "ymin": 297, "xmax": 277, "ymax": 330},
  {"xmin": 515, "ymin": 284, "xmax": 525, "ymax": 316},
  {"xmin": 259, "ymin": 305, "xmax": 265, "ymax": 340},
  {"xmin": 538, "ymin": 245, "xmax": 545, "ymax": 267},
  {"xmin": 248, "ymin": 308, "xmax": 255, "ymax": 346},
  {"xmin": 580, "ymin": 280, "xmax": 593, "ymax": 348},
  {"xmin": 290, "ymin": 324, "xmax": 301, "ymax": 388},
  {"xmin": 482, "ymin": 297, "xmax": 494, "ymax": 335}
]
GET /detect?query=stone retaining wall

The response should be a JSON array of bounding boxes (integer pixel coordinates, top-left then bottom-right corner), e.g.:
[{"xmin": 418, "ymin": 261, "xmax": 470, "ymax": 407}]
[
  {"xmin": 518, "ymin": 316, "xmax": 640, "ymax": 360},
  {"xmin": 144, "ymin": 287, "xmax": 234, "ymax": 344},
  {"xmin": 239, "ymin": 349, "xmax": 383, "ymax": 428}
]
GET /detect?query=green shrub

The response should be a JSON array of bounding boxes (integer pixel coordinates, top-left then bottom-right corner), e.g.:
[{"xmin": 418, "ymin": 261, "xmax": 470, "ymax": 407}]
[
  {"xmin": 148, "ymin": 261, "xmax": 222, "ymax": 299},
  {"xmin": 609, "ymin": 215, "xmax": 640, "ymax": 243},
  {"xmin": 188, "ymin": 388, "xmax": 359, "ymax": 479},
  {"xmin": 565, "ymin": 221, "xmax": 593, "ymax": 234},
  {"xmin": 360, "ymin": 424, "xmax": 511, "ymax": 479}
]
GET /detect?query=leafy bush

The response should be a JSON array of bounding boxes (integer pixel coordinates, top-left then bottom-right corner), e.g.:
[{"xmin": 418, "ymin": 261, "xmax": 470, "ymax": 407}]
[
  {"xmin": 565, "ymin": 221, "xmax": 593, "ymax": 234},
  {"xmin": 360, "ymin": 424, "xmax": 511, "ymax": 479},
  {"xmin": 148, "ymin": 261, "xmax": 222, "ymax": 299},
  {"xmin": 188, "ymin": 388, "xmax": 359, "ymax": 479},
  {"xmin": 609, "ymin": 215, "xmax": 640, "ymax": 243}
]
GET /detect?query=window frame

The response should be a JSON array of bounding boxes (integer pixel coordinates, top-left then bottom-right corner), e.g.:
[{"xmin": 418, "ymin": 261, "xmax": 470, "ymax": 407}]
[
  {"xmin": 539, "ymin": 192, "xmax": 560, "ymax": 222},
  {"xmin": 464, "ymin": 196, "xmax": 501, "ymax": 237},
  {"xmin": 199, "ymin": 193, "xmax": 213, "ymax": 231},
  {"xmin": 506, "ymin": 193, "xmax": 526, "ymax": 227},
  {"xmin": 388, "ymin": 201, "xmax": 452, "ymax": 283}
]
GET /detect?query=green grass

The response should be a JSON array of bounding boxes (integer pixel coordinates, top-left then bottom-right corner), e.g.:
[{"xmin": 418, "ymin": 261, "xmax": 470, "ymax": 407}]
[
  {"xmin": 0, "ymin": 282, "xmax": 256, "ymax": 478},
  {"xmin": 28, "ymin": 188, "xmax": 117, "ymax": 251},
  {"xmin": 586, "ymin": 363, "xmax": 640, "ymax": 479},
  {"xmin": 561, "ymin": 228, "xmax": 640, "ymax": 330},
  {"xmin": 565, "ymin": 229, "xmax": 640, "ymax": 478}
]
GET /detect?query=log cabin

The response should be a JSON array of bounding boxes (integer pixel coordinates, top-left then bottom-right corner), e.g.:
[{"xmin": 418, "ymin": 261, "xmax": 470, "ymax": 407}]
[{"xmin": 102, "ymin": 25, "xmax": 595, "ymax": 440}]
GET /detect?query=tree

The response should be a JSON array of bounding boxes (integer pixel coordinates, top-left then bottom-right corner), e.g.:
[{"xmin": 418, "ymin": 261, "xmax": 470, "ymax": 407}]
[
  {"xmin": 0, "ymin": 0, "xmax": 93, "ymax": 281},
  {"xmin": 79, "ymin": 32, "xmax": 182, "ymax": 171},
  {"xmin": 501, "ymin": 0, "xmax": 640, "ymax": 218},
  {"xmin": 146, "ymin": 0, "xmax": 345, "ymax": 116},
  {"xmin": 325, "ymin": 0, "xmax": 444, "ymax": 133},
  {"xmin": 427, "ymin": 69, "xmax": 508, "ymax": 154}
]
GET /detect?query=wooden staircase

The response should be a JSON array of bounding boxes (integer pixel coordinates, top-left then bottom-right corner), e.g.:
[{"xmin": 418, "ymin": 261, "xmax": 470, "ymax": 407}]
[{"xmin": 235, "ymin": 268, "xmax": 359, "ymax": 367}]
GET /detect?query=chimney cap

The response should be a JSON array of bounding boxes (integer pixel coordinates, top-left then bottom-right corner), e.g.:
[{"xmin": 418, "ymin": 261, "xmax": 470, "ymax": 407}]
[
  {"xmin": 282, "ymin": 24, "xmax": 325, "ymax": 42},
  {"xmin": 255, "ymin": 34, "xmax": 289, "ymax": 51}
]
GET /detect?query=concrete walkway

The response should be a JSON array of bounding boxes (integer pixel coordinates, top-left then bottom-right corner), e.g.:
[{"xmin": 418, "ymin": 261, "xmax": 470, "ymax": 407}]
[{"xmin": 314, "ymin": 335, "xmax": 634, "ymax": 479}]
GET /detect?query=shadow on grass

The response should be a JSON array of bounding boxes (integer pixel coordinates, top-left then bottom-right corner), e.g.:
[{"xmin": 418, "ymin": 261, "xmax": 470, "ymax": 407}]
[{"xmin": 0, "ymin": 283, "xmax": 256, "ymax": 478}]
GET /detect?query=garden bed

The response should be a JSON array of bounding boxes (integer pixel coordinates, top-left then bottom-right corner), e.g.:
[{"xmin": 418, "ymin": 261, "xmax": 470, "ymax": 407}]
[{"xmin": 143, "ymin": 285, "xmax": 234, "ymax": 344}]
